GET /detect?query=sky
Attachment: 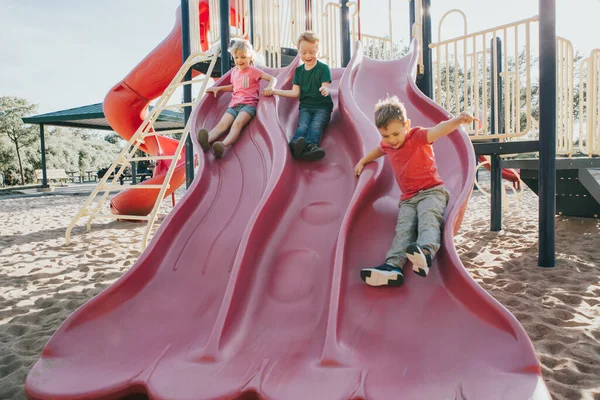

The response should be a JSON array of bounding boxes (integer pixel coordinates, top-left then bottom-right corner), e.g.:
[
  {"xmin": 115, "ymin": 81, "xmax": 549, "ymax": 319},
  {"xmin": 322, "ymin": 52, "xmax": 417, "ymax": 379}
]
[{"xmin": 1, "ymin": 0, "xmax": 600, "ymax": 114}]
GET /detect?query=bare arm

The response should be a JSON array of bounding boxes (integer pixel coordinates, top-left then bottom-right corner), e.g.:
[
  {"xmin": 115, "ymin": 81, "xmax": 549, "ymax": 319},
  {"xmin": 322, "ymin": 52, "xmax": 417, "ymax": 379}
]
[
  {"xmin": 261, "ymin": 73, "xmax": 278, "ymax": 95},
  {"xmin": 427, "ymin": 112, "xmax": 478, "ymax": 143},
  {"xmin": 354, "ymin": 146, "xmax": 385, "ymax": 176},
  {"xmin": 206, "ymin": 84, "xmax": 233, "ymax": 96},
  {"xmin": 273, "ymin": 84, "xmax": 301, "ymax": 98}
]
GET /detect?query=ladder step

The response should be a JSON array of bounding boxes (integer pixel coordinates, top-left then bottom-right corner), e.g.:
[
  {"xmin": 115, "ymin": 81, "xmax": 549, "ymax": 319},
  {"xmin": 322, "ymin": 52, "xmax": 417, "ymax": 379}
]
[
  {"xmin": 147, "ymin": 129, "xmax": 184, "ymax": 136},
  {"xmin": 103, "ymin": 184, "xmax": 167, "ymax": 190},
  {"xmin": 126, "ymin": 156, "xmax": 175, "ymax": 162},
  {"xmin": 85, "ymin": 212, "xmax": 150, "ymax": 221},
  {"xmin": 177, "ymin": 77, "xmax": 207, "ymax": 87},
  {"xmin": 164, "ymin": 103, "xmax": 194, "ymax": 110}
]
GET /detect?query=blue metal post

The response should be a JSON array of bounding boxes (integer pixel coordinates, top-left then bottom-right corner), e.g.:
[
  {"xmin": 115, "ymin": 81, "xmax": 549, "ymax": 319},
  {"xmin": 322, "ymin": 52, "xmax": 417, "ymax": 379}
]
[
  {"xmin": 418, "ymin": 0, "xmax": 433, "ymax": 98},
  {"xmin": 39, "ymin": 124, "xmax": 48, "ymax": 188},
  {"xmin": 181, "ymin": 0, "xmax": 194, "ymax": 188},
  {"xmin": 538, "ymin": 0, "xmax": 556, "ymax": 267},
  {"xmin": 249, "ymin": 0, "xmax": 255, "ymax": 45},
  {"xmin": 220, "ymin": 0, "xmax": 231, "ymax": 75},
  {"xmin": 490, "ymin": 37, "xmax": 503, "ymax": 232},
  {"xmin": 341, "ymin": 0, "xmax": 351, "ymax": 67},
  {"xmin": 409, "ymin": 0, "xmax": 416, "ymax": 40}
]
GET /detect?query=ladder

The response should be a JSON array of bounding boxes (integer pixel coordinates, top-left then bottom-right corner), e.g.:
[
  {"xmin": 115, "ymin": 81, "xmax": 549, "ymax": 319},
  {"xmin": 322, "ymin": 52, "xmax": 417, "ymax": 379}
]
[{"xmin": 66, "ymin": 46, "xmax": 220, "ymax": 250}]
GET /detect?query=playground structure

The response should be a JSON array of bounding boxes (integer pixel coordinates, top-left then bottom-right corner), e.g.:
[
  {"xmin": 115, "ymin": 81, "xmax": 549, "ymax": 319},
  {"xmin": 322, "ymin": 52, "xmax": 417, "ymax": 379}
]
[{"xmin": 23, "ymin": 0, "xmax": 600, "ymax": 399}]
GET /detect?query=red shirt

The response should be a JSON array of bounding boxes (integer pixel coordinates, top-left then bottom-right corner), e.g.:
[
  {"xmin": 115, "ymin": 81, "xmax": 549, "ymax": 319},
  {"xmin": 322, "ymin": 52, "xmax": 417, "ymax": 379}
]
[{"xmin": 380, "ymin": 127, "xmax": 444, "ymax": 201}]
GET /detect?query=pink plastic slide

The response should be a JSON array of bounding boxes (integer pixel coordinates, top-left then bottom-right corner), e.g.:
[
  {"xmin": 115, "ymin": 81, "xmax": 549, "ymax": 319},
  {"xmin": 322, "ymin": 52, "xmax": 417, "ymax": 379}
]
[{"xmin": 25, "ymin": 40, "xmax": 550, "ymax": 399}]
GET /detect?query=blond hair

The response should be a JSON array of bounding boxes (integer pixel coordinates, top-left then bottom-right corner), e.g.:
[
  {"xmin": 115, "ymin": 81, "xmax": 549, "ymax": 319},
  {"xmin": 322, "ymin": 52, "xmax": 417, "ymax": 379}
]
[
  {"xmin": 374, "ymin": 96, "xmax": 407, "ymax": 129},
  {"xmin": 228, "ymin": 39, "xmax": 254, "ymax": 64},
  {"xmin": 297, "ymin": 31, "xmax": 319, "ymax": 48}
]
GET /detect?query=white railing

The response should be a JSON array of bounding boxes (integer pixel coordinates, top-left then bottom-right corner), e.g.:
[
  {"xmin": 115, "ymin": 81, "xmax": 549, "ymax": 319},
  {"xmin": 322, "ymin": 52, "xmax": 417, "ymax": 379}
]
[
  {"xmin": 556, "ymin": 36, "xmax": 574, "ymax": 155},
  {"xmin": 580, "ymin": 49, "xmax": 600, "ymax": 156},
  {"xmin": 253, "ymin": 0, "xmax": 283, "ymax": 66},
  {"xmin": 430, "ymin": 13, "xmax": 539, "ymax": 141}
]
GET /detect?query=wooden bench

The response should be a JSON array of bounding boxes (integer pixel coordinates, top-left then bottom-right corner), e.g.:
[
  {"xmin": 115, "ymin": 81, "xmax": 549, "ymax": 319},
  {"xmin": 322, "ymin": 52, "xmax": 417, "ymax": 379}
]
[{"xmin": 35, "ymin": 169, "xmax": 69, "ymax": 186}]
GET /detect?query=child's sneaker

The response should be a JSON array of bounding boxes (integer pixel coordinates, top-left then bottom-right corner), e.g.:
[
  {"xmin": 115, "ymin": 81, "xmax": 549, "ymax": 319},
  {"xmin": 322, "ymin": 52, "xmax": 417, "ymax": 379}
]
[
  {"xmin": 300, "ymin": 143, "xmax": 325, "ymax": 161},
  {"xmin": 197, "ymin": 129, "xmax": 210, "ymax": 152},
  {"xmin": 360, "ymin": 264, "xmax": 404, "ymax": 287},
  {"xmin": 290, "ymin": 137, "xmax": 307, "ymax": 159},
  {"xmin": 212, "ymin": 141, "xmax": 225, "ymax": 159},
  {"xmin": 406, "ymin": 243, "xmax": 432, "ymax": 277}
]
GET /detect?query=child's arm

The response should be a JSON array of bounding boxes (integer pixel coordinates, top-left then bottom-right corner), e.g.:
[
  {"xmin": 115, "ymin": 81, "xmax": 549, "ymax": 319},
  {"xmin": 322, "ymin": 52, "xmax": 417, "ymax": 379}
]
[
  {"xmin": 206, "ymin": 85, "xmax": 233, "ymax": 97},
  {"xmin": 354, "ymin": 146, "xmax": 385, "ymax": 176},
  {"xmin": 272, "ymin": 85, "xmax": 301, "ymax": 98},
  {"xmin": 319, "ymin": 81, "xmax": 331, "ymax": 97},
  {"xmin": 261, "ymin": 73, "xmax": 278, "ymax": 96},
  {"xmin": 427, "ymin": 112, "xmax": 478, "ymax": 143}
]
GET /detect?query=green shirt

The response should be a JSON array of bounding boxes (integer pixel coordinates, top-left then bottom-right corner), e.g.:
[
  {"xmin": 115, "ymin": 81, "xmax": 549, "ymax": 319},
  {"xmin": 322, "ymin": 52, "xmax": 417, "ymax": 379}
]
[{"xmin": 293, "ymin": 61, "xmax": 334, "ymax": 111}]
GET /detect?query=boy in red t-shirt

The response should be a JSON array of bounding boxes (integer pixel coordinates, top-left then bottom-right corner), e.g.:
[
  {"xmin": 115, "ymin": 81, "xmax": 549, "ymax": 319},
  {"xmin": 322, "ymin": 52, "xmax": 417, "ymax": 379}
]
[{"xmin": 354, "ymin": 95, "xmax": 476, "ymax": 287}]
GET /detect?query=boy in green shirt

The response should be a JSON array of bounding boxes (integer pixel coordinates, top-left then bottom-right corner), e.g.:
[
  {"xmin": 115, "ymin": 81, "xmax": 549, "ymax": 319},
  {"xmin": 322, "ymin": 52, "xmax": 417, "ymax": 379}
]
[{"xmin": 267, "ymin": 32, "xmax": 333, "ymax": 161}]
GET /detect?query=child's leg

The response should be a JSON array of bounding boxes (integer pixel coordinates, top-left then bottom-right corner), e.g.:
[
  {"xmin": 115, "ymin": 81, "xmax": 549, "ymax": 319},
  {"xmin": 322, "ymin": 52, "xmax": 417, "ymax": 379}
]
[
  {"xmin": 408, "ymin": 186, "xmax": 450, "ymax": 276},
  {"xmin": 305, "ymin": 108, "xmax": 331, "ymax": 146},
  {"xmin": 220, "ymin": 111, "xmax": 254, "ymax": 147},
  {"xmin": 384, "ymin": 200, "xmax": 419, "ymax": 268},
  {"xmin": 360, "ymin": 200, "xmax": 418, "ymax": 287},
  {"xmin": 208, "ymin": 113, "xmax": 236, "ymax": 143},
  {"xmin": 290, "ymin": 109, "xmax": 313, "ymax": 143}
]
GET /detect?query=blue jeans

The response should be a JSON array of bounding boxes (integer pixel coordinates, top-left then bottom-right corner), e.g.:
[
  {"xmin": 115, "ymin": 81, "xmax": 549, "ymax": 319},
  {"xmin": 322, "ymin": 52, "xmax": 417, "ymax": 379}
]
[{"xmin": 291, "ymin": 108, "xmax": 332, "ymax": 145}]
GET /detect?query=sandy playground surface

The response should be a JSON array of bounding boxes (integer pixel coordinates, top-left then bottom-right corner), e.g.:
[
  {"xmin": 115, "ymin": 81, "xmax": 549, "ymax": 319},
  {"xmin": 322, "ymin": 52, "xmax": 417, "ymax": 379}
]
[{"xmin": 0, "ymin": 184, "xmax": 599, "ymax": 400}]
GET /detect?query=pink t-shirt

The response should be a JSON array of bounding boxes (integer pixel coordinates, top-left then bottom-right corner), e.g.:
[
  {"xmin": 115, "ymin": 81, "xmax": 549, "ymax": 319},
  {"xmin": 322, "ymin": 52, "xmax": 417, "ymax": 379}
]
[
  {"xmin": 229, "ymin": 66, "xmax": 263, "ymax": 108},
  {"xmin": 380, "ymin": 127, "xmax": 444, "ymax": 201}
]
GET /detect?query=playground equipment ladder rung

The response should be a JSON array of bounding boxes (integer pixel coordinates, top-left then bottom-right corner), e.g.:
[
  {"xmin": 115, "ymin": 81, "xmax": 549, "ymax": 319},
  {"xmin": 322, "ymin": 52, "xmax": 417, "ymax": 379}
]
[
  {"xmin": 126, "ymin": 156, "xmax": 176, "ymax": 162},
  {"xmin": 146, "ymin": 129, "xmax": 184, "ymax": 136},
  {"xmin": 84, "ymin": 212, "xmax": 150, "ymax": 221},
  {"xmin": 102, "ymin": 184, "xmax": 167, "ymax": 190},
  {"xmin": 177, "ymin": 77, "xmax": 207, "ymax": 87},
  {"xmin": 164, "ymin": 103, "xmax": 194, "ymax": 110}
]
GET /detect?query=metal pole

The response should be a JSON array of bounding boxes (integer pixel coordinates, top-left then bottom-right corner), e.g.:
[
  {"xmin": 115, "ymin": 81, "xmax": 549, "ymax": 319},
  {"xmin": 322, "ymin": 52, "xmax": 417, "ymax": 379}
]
[
  {"xmin": 490, "ymin": 37, "xmax": 503, "ymax": 232},
  {"xmin": 181, "ymin": 0, "xmax": 194, "ymax": 188},
  {"xmin": 220, "ymin": 0, "xmax": 232, "ymax": 75},
  {"xmin": 341, "ymin": 0, "xmax": 351, "ymax": 67},
  {"xmin": 409, "ymin": 0, "xmax": 416, "ymax": 40},
  {"xmin": 39, "ymin": 124, "xmax": 48, "ymax": 188},
  {"xmin": 305, "ymin": 0, "xmax": 312, "ymax": 30},
  {"xmin": 538, "ymin": 0, "xmax": 556, "ymax": 267},
  {"xmin": 249, "ymin": 0, "xmax": 255, "ymax": 45},
  {"xmin": 418, "ymin": 0, "xmax": 433, "ymax": 98}
]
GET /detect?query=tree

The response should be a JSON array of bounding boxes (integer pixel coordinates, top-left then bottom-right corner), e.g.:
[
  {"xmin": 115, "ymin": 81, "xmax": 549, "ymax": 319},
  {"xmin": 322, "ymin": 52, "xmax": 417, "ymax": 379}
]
[{"xmin": 0, "ymin": 96, "xmax": 38, "ymax": 185}]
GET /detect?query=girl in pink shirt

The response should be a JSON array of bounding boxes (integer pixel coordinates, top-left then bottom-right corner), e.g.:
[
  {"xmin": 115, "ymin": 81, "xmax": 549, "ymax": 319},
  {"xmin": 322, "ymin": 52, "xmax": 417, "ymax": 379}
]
[{"xmin": 197, "ymin": 39, "xmax": 276, "ymax": 158}]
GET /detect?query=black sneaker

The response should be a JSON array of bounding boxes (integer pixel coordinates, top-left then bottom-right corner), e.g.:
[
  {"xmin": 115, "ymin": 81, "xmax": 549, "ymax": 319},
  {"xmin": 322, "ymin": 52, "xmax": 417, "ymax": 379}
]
[
  {"xmin": 360, "ymin": 264, "xmax": 404, "ymax": 287},
  {"xmin": 299, "ymin": 143, "xmax": 326, "ymax": 161},
  {"xmin": 289, "ymin": 137, "xmax": 307, "ymax": 159},
  {"xmin": 406, "ymin": 243, "xmax": 433, "ymax": 277},
  {"xmin": 212, "ymin": 141, "xmax": 225, "ymax": 159},
  {"xmin": 197, "ymin": 128, "xmax": 210, "ymax": 152}
]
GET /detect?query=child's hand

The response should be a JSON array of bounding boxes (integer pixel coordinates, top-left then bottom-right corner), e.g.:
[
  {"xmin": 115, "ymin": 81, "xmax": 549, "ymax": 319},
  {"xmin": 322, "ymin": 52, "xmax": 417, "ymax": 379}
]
[
  {"xmin": 456, "ymin": 112, "xmax": 479, "ymax": 126},
  {"xmin": 262, "ymin": 87, "xmax": 274, "ymax": 96},
  {"xmin": 319, "ymin": 86, "xmax": 330, "ymax": 97},
  {"xmin": 354, "ymin": 161, "xmax": 365, "ymax": 176},
  {"xmin": 206, "ymin": 87, "xmax": 220, "ymax": 97}
]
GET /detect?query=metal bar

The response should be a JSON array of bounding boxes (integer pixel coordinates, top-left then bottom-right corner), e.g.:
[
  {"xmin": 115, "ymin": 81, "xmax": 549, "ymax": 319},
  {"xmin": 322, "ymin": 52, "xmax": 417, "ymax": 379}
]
[
  {"xmin": 220, "ymin": 0, "xmax": 231, "ymax": 75},
  {"xmin": 182, "ymin": 0, "xmax": 194, "ymax": 188},
  {"xmin": 39, "ymin": 125, "xmax": 48, "ymax": 188},
  {"xmin": 538, "ymin": 0, "xmax": 556, "ymax": 267},
  {"xmin": 249, "ymin": 0, "xmax": 255, "ymax": 45},
  {"xmin": 409, "ymin": 0, "xmax": 415, "ymax": 40},
  {"xmin": 85, "ymin": 213, "xmax": 150, "ymax": 221},
  {"xmin": 419, "ymin": 0, "xmax": 433, "ymax": 98},
  {"xmin": 473, "ymin": 140, "xmax": 540, "ymax": 155},
  {"xmin": 341, "ymin": 0, "xmax": 351, "ymax": 67},
  {"xmin": 490, "ymin": 36, "xmax": 503, "ymax": 232}
]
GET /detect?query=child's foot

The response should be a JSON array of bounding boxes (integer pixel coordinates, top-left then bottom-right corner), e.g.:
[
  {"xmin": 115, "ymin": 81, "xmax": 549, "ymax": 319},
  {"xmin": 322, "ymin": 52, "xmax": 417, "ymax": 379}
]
[
  {"xmin": 360, "ymin": 264, "xmax": 404, "ymax": 287},
  {"xmin": 406, "ymin": 243, "xmax": 433, "ymax": 277},
  {"xmin": 212, "ymin": 141, "xmax": 225, "ymax": 159},
  {"xmin": 299, "ymin": 143, "xmax": 325, "ymax": 161},
  {"xmin": 289, "ymin": 137, "xmax": 307, "ymax": 159},
  {"xmin": 197, "ymin": 129, "xmax": 210, "ymax": 152}
]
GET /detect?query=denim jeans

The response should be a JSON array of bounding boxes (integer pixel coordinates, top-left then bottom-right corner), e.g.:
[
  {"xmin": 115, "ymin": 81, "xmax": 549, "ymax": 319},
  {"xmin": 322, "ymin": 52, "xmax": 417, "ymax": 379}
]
[{"xmin": 291, "ymin": 108, "xmax": 332, "ymax": 145}]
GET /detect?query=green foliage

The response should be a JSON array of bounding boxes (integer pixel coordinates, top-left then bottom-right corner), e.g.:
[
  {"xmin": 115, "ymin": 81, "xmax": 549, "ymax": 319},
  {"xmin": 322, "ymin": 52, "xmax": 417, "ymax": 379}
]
[{"xmin": 0, "ymin": 97, "xmax": 123, "ymax": 187}]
